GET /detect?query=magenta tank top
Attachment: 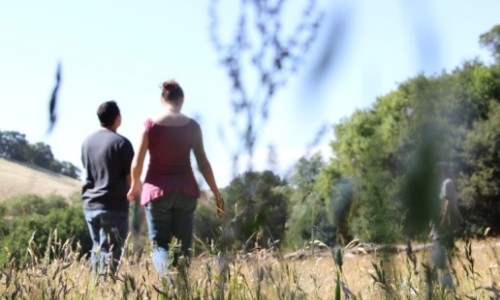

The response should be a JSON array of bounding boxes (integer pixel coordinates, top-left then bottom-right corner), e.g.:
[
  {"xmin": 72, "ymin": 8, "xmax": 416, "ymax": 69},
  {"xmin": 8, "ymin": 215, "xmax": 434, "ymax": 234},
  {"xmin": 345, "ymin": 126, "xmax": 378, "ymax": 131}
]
[{"xmin": 140, "ymin": 118, "xmax": 200, "ymax": 205}]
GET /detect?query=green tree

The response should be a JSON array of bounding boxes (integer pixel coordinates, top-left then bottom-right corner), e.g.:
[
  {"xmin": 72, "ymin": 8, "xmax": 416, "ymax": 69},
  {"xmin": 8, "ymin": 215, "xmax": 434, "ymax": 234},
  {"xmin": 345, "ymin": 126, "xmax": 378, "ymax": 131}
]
[
  {"xmin": 0, "ymin": 130, "xmax": 81, "ymax": 179},
  {"xmin": 0, "ymin": 130, "xmax": 32, "ymax": 162},
  {"xmin": 31, "ymin": 142, "xmax": 55, "ymax": 170},
  {"xmin": 320, "ymin": 99, "xmax": 404, "ymax": 242},
  {"xmin": 320, "ymin": 57, "xmax": 500, "ymax": 240},
  {"xmin": 59, "ymin": 160, "xmax": 81, "ymax": 179},
  {"xmin": 480, "ymin": 24, "xmax": 500, "ymax": 64},
  {"xmin": 223, "ymin": 170, "xmax": 290, "ymax": 249},
  {"xmin": 285, "ymin": 153, "xmax": 335, "ymax": 248},
  {"xmin": 459, "ymin": 100, "xmax": 500, "ymax": 234}
]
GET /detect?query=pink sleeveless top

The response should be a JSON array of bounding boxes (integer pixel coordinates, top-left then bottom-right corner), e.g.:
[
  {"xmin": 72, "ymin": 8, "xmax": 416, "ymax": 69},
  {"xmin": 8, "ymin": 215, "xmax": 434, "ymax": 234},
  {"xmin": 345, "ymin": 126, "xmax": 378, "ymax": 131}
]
[{"xmin": 140, "ymin": 118, "xmax": 200, "ymax": 205}]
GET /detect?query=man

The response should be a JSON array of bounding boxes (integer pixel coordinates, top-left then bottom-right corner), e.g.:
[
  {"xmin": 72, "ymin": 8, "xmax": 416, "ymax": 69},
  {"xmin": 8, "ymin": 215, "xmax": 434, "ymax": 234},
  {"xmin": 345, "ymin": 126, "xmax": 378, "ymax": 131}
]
[
  {"xmin": 431, "ymin": 162, "xmax": 463, "ymax": 248},
  {"xmin": 81, "ymin": 101, "xmax": 134, "ymax": 275},
  {"xmin": 429, "ymin": 162, "xmax": 464, "ymax": 289}
]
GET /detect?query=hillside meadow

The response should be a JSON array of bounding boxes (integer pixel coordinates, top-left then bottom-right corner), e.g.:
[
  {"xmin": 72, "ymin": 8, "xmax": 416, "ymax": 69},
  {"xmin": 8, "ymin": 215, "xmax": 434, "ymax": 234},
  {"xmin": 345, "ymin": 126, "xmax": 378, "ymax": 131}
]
[
  {"xmin": 0, "ymin": 158, "xmax": 81, "ymax": 201},
  {"xmin": 1, "ymin": 158, "xmax": 499, "ymax": 299}
]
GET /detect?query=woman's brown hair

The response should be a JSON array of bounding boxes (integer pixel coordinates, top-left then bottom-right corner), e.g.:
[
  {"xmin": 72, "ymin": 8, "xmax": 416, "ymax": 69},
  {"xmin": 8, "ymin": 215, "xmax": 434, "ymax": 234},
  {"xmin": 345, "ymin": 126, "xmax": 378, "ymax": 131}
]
[{"xmin": 161, "ymin": 80, "xmax": 184, "ymax": 101}]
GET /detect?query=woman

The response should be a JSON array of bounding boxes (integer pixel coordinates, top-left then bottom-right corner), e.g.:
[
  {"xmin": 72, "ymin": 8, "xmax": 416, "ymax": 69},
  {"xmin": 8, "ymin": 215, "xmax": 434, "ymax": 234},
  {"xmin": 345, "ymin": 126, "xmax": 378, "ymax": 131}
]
[{"xmin": 127, "ymin": 80, "xmax": 225, "ymax": 275}]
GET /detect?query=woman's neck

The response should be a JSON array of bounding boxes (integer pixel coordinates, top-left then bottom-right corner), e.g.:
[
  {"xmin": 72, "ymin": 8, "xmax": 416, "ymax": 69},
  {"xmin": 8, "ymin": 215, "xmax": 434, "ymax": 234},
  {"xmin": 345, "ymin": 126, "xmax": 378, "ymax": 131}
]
[
  {"xmin": 162, "ymin": 99, "xmax": 182, "ymax": 113},
  {"xmin": 165, "ymin": 106, "xmax": 181, "ymax": 113}
]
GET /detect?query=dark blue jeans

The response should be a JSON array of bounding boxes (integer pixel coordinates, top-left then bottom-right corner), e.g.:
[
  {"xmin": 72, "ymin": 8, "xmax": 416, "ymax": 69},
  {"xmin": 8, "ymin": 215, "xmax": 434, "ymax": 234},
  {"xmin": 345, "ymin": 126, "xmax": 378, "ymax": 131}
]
[
  {"xmin": 145, "ymin": 193, "xmax": 197, "ymax": 275},
  {"xmin": 83, "ymin": 209, "xmax": 129, "ymax": 275}
]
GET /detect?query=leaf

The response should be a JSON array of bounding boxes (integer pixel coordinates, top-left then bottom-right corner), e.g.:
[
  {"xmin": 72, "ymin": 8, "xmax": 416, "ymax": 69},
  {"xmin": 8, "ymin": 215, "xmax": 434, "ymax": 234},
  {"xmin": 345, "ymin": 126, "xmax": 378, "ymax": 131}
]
[{"xmin": 47, "ymin": 62, "xmax": 62, "ymax": 135}]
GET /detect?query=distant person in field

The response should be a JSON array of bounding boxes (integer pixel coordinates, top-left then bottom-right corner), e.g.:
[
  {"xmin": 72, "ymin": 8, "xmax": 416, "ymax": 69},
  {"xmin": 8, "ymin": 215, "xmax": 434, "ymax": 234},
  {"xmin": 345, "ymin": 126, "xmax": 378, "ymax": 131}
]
[
  {"xmin": 431, "ymin": 162, "xmax": 463, "ymax": 249},
  {"xmin": 127, "ymin": 80, "xmax": 225, "ymax": 276},
  {"xmin": 81, "ymin": 101, "xmax": 135, "ymax": 276}
]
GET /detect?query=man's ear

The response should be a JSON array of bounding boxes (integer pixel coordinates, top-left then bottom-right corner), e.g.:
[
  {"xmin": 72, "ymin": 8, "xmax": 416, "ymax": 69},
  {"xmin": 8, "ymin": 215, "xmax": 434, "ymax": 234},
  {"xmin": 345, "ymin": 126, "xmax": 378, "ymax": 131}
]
[{"xmin": 114, "ymin": 114, "xmax": 122, "ymax": 129}]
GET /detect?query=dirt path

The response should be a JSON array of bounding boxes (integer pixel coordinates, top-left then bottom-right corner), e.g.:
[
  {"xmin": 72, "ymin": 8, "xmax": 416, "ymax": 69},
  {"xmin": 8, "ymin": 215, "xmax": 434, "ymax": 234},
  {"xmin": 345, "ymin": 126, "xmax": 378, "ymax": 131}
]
[{"xmin": 283, "ymin": 238, "xmax": 500, "ymax": 260}]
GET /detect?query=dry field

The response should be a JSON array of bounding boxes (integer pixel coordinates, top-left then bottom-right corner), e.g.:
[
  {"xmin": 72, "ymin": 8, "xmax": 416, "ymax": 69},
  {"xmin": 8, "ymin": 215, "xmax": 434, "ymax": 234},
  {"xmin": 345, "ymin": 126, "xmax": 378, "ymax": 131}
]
[
  {"xmin": 1, "ymin": 236, "xmax": 498, "ymax": 299},
  {"xmin": 0, "ymin": 158, "xmax": 81, "ymax": 200},
  {"xmin": 280, "ymin": 238, "xmax": 500, "ymax": 298},
  {"xmin": 1, "ymin": 159, "xmax": 498, "ymax": 298}
]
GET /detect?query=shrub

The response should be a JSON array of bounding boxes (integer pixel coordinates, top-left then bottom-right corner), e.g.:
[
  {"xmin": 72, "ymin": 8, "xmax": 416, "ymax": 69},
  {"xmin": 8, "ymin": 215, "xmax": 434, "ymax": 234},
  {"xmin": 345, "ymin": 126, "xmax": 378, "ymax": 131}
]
[
  {"xmin": 1, "ymin": 193, "xmax": 68, "ymax": 217},
  {"xmin": 0, "ymin": 202, "xmax": 90, "ymax": 266},
  {"xmin": 222, "ymin": 171, "xmax": 290, "ymax": 249}
]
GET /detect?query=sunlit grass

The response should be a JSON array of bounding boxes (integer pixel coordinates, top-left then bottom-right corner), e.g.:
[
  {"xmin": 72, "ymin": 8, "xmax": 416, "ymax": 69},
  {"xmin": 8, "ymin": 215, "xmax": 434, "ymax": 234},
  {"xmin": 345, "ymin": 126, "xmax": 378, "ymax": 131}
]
[{"xmin": 1, "ymin": 231, "xmax": 498, "ymax": 299}]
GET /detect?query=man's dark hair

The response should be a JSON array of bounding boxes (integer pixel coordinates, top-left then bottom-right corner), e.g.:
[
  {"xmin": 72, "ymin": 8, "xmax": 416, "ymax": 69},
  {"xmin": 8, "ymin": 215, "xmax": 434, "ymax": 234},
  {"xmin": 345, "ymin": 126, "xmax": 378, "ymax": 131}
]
[{"xmin": 97, "ymin": 101, "xmax": 120, "ymax": 127}]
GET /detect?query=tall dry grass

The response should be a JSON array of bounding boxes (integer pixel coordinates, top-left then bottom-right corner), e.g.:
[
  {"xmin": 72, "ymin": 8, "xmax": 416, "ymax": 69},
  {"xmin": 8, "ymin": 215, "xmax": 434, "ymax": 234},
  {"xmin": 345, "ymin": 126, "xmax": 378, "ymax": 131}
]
[{"xmin": 1, "ymin": 231, "xmax": 499, "ymax": 299}]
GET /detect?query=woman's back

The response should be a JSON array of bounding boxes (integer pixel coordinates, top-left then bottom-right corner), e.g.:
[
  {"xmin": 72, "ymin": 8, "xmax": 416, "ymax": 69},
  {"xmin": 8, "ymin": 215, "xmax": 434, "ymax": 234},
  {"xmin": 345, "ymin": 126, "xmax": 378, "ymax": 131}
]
[
  {"xmin": 141, "ymin": 117, "xmax": 199, "ymax": 204},
  {"xmin": 127, "ymin": 79, "xmax": 224, "ymax": 217}
]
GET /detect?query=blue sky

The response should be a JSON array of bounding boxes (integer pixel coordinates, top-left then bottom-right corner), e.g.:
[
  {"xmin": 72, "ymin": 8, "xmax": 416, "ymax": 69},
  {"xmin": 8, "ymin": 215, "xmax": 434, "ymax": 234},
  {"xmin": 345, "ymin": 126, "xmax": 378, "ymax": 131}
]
[{"xmin": 0, "ymin": 0, "xmax": 499, "ymax": 187}]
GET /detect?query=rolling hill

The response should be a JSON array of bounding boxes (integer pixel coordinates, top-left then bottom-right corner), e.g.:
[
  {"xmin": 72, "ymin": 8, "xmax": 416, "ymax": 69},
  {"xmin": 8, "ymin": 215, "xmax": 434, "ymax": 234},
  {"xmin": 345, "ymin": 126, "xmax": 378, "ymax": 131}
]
[{"xmin": 0, "ymin": 158, "xmax": 81, "ymax": 200}]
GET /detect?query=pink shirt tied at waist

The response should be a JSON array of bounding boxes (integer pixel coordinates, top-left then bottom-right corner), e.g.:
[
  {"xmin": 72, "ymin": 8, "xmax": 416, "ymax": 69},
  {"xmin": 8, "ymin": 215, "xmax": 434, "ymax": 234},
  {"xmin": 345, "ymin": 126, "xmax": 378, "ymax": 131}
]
[{"xmin": 141, "ymin": 118, "xmax": 200, "ymax": 205}]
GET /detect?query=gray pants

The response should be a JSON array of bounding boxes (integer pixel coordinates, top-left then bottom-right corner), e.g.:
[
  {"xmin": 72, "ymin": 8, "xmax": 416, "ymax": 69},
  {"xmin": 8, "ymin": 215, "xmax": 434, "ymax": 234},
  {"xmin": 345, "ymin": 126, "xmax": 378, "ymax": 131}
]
[{"xmin": 145, "ymin": 193, "xmax": 197, "ymax": 274}]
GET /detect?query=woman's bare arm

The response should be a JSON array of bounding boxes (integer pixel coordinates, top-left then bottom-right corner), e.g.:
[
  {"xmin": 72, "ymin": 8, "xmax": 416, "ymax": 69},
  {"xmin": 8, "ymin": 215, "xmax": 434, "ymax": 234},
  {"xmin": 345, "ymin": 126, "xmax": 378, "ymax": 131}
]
[
  {"xmin": 127, "ymin": 128, "xmax": 149, "ymax": 201},
  {"xmin": 192, "ymin": 121, "xmax": 225, "ymax": 218}
]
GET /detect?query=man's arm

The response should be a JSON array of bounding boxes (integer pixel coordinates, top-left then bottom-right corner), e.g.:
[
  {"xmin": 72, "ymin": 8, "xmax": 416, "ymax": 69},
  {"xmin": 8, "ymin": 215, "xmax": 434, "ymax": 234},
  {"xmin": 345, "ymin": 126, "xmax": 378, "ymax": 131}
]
[{"xmin": 440, "ymin": 198, "xmax": 450, "ymax": 226}]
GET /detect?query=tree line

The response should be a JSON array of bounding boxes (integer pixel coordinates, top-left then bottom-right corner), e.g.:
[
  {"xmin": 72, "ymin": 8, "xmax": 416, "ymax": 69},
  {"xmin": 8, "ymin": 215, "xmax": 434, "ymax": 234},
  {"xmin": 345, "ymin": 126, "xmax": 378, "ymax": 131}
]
[
  {"xmin": 198, "ymin": 25, "xmax": 500, "ymax": 249},
  {"xmin": 312, "ymin": 25, "xmax": 500, "ymax": 243},
  {"xmin": 0, "ymin": 130, "xmax": 81, "ymax": 179}
]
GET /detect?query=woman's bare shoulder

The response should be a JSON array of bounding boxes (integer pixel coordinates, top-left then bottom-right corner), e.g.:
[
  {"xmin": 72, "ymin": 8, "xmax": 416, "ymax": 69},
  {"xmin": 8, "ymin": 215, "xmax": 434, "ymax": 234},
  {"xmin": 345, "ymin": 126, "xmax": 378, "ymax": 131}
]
[{"xmin": 153, "ymin": 113, "xmax": 192, "ymax": 126}]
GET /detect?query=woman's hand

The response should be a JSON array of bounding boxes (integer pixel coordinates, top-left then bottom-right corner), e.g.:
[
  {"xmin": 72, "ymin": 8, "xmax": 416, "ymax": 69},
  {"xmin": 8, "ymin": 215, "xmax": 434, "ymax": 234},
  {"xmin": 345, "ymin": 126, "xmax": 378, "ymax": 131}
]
[
  {"xmin": 215, "ymin": 193, "xmax": 226, "ymax": 219},
  {"xmin": 127, "ymin": 181, "xmax": 142, "ymax": 202}
]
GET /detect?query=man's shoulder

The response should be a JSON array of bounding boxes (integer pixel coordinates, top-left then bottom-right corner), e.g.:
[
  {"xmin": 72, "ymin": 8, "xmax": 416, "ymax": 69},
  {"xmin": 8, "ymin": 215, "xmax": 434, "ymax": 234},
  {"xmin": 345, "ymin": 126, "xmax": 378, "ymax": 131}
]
[
  {"xmin": 443, "ymin": 178, "xmax": 455, "ymax": 187},
  {"xmin": 82, "ymin": 130, "xmax": 103, "ymax": 145},
  {"xmin": 116, "ymin": 133, "xmax": 133, "ymax": 147},
  {"xmin": 83, "ymin": 130, "xmax": 131, "ymax": 147},
  {"xmin": 100, "ymin": 130, "xmax": 131, "ymax": 144}
]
